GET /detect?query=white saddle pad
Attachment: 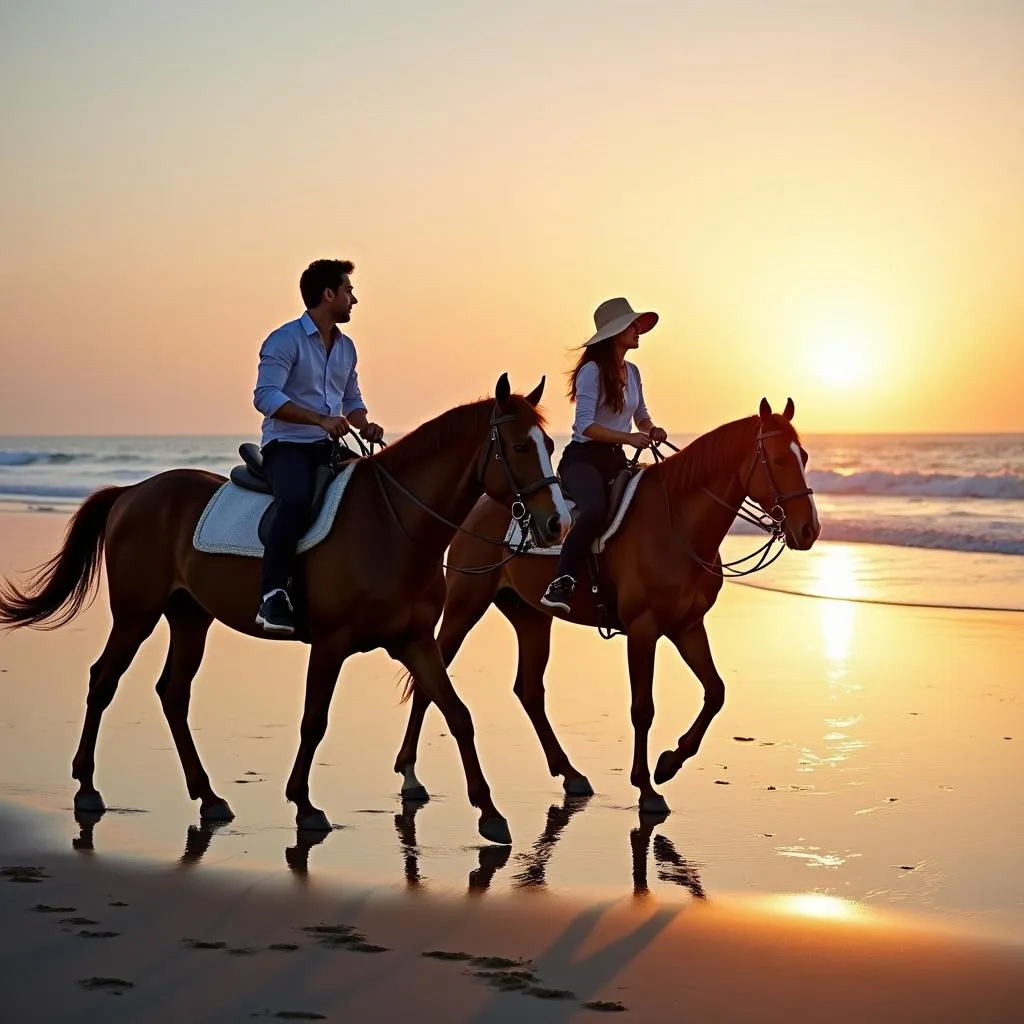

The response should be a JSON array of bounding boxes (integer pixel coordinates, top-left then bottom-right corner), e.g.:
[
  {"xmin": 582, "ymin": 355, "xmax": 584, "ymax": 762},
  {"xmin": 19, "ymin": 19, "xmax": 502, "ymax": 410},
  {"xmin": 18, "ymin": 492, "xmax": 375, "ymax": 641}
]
[
  {"xmin": 192, "ymin": 462, "xmax": 358, "ymax": 558},
  {"xmin": 505, "ymin": 468, "xmax": 646, "ymax": 556}
]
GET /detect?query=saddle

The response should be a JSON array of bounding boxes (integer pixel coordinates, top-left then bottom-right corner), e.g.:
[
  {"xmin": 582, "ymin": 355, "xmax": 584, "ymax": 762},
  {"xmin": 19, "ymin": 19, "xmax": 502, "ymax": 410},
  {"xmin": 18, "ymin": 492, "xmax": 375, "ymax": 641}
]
[
  {"xmin": 562, "ymin": 463, "xmax": 642, "ymax": 531},
  {"xmin": 229, "ymin": 443, "xmax": 349, "ymax": 546},
  {"xmin": 562, "ymin": 463, "xmax": 642, "ymax": 641}
]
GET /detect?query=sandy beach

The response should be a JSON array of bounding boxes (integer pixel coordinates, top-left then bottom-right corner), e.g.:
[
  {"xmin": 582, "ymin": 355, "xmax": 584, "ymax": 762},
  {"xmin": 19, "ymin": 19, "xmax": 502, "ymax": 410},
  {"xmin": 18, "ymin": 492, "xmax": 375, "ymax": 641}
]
[{"xmin": 2, "ymin": 509, "xmax": 1023, "ymax": 1021}]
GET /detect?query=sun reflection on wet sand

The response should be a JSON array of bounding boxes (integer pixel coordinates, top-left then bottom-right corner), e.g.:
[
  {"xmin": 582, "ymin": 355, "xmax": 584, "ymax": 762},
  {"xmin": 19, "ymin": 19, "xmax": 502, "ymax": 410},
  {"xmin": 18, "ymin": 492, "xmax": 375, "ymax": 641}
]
[{"xmin": 771, "ymin": 893, "xmax": 863, "ymax": 922}]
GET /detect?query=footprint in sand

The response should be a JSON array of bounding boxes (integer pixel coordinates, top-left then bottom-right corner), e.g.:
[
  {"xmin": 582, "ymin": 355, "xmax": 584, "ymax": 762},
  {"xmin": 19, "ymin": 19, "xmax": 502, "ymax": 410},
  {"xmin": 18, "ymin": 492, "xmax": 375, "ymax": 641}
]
[
  {"xmin": 31, "ymin": 904, "xmax": 76, "ymax": 914},
  {"xmin": 582, "ymin": 1000, "xmax": 628, "ymax": 1012},
  {"xmin": 423, "ymin": 951, "xmax": 579, "ymax": 1003},
  {"xmin": 183, "ymin": 938, "xmax": 228, "ymax": 950},
  {"xmin": 255, "ymin": 1013, "xmax": 326, "ymax": 1021},
  {"xmin": 2, "ymin": 865, "xmax": 50, "ymax": 883},
  {"xmin": 78, "ymin": 977, "xmax": 133, "ymax": 995},
  {"xmin": 300, "ymin": 924, "xmax": 389, "ymax": 953}
]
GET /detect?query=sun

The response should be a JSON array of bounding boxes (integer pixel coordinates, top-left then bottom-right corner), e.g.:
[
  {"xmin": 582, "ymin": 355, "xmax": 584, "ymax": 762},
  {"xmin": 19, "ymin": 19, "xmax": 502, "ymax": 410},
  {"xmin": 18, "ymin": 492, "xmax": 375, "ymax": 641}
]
[{"xmin": 810, "ymin": 324, "xmax": 871, "ymax": 388}]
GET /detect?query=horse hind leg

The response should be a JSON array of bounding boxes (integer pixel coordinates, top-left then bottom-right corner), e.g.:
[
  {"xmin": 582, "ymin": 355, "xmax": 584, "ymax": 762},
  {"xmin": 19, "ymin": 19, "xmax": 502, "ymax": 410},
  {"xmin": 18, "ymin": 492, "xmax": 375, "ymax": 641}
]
[
  {"xmin": 155, "ymin": 591, "xmax": 231, "ymax": 821},
  {"xmin": 496, "ymin": 590, "xmax": 593, "ymax": 796},
  {"xmin": 394, "ymin": 635, "xmax": 510, "ymax": 845},
  {"xmin": 393, "ymin": 568, "xmax": 499, "ymax": 802},
  {"xmin": 71, "ymin": 611, "xmax": 161, "ymax": 811}
]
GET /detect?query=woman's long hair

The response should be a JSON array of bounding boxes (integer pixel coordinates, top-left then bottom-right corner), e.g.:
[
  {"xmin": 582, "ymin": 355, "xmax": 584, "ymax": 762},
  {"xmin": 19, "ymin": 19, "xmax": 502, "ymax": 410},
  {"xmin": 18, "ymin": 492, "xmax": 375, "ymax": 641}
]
[{"xmin": 568, "ymin": 337, "xmax": 625, "ymax": 414}]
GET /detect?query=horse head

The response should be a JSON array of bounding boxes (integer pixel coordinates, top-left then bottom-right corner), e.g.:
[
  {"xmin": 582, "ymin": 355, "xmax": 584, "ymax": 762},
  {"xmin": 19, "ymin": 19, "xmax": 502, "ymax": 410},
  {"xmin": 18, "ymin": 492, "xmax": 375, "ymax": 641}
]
[
  {"xmin": 746, "ymin": 397, "xmax": 820, "ymax": 550},
  {"xmin": 480, "ymin": 373, "xmax": 570, "ymax": 547}
]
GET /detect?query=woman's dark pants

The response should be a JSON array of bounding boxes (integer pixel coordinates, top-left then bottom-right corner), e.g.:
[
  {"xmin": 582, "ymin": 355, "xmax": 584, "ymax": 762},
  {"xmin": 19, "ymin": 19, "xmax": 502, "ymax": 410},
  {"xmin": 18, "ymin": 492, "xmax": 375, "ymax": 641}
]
[{"xmin": 553, "ymin": 441, "xmax": 627, "ymax": 581}]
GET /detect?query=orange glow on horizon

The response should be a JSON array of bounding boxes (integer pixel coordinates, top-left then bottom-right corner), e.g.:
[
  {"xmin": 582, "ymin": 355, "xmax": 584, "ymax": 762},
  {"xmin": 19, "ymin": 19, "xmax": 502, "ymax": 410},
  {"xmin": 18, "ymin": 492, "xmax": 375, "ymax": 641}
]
[{"xmin": 0, "ymin": 4, "xmax": 1021, "ymax": 437}]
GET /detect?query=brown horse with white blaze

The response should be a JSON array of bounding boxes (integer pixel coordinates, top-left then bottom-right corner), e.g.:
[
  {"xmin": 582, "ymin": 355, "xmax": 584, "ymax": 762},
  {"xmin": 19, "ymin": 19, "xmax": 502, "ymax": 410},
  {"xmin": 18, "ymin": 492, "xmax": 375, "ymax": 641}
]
[
  {"xmin": 0, "ymin": 375, "xmax": 569, "ymax": 845},
  {"xmin": 394, "ymin": 398, "xmax": 820, "ymax": 813}
]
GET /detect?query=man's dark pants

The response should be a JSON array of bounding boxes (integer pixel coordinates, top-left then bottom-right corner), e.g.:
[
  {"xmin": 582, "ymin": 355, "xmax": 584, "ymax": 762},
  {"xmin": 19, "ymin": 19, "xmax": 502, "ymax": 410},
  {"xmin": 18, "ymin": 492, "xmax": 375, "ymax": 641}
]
[{"xmin": 259, "ymin": 439, "xmax": 334, "ymax": 598}]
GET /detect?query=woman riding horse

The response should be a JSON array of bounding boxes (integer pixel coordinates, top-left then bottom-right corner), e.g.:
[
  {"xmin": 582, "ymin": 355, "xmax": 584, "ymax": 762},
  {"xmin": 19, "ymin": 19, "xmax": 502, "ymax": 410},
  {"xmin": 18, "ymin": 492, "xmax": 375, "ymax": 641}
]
[
  {"xmin": 395, "ymin": 397, "xmax": 820, "ymax": 813},
  {"xmin": 540, "ymin": 297, "xmax": 669, "ymax": 613}
]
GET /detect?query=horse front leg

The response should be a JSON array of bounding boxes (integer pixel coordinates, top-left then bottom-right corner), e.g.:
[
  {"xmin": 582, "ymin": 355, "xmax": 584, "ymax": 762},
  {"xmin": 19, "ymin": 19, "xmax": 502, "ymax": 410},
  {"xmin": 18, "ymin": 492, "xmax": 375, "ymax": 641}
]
[
  {"xmin": 393, "ymin": 635, "xmax": 510, "ymax": 845},
  {"xmin": 285, "ymin": 640, "xmax": 345, "ymax": 831},
  {"xmin": 654, "ymin": 620, "xmax": 726, "ymax": 785},
  {"xmin": 627, "ymin": 623, "xmax": 669, "ymax": 814}
]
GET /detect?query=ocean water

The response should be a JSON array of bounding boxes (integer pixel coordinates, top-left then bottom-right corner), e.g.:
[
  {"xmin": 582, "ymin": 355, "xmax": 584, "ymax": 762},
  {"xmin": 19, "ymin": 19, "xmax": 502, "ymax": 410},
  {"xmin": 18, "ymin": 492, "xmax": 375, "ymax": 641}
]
[{"xmin": 1, "ymin": 432, "xmax": 1022, "ymax": 610}]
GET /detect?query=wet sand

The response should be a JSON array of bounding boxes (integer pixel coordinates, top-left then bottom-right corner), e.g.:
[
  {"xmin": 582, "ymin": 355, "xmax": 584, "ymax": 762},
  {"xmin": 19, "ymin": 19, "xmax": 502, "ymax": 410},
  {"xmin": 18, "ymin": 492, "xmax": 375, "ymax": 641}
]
[
  {"xmin": 1, "ymin": 510, "xmax": 1023, "ymax": 1020},
  {"xmin": 2, "ymin": 798, "xmax": 1023, "ymax": 1023}
]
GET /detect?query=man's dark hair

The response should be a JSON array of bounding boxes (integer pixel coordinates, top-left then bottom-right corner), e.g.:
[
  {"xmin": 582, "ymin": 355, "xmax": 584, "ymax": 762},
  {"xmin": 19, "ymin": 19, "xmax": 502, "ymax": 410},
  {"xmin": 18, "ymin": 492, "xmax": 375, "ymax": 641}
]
[{"xmin": 300, "ymin": 259, "xmax": 354, "ymax": 309}]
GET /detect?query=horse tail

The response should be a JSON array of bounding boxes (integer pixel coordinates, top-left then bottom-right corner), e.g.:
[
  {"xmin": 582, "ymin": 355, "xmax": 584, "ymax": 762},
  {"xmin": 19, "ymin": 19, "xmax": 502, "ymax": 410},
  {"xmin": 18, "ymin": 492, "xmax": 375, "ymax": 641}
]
[
  {"xmin": 0, "ymin": 486, "xmax": 129, "ymax": 631},
  {"xmin": 398, "ymin": 670, "xmax": 419, "ymax": 704}
]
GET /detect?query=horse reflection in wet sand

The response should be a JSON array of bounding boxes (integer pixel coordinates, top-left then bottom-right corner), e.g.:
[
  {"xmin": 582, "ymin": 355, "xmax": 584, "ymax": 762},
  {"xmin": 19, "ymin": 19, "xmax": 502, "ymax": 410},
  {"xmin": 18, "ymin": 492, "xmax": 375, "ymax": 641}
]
[
  {"xmin": 0, "ymin": 377, "xmax": 569, "ymax": 846},
  {"xmin": 396, "ymin": 399, "xmax": 820, "ymax": 813}
]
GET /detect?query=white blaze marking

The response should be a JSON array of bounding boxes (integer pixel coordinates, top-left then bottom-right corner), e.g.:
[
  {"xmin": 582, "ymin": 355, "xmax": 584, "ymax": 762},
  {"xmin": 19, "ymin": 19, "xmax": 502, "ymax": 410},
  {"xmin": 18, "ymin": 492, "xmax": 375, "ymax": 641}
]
[
  {"xmin": 529, "ymin": 426, "xmax": 572, "ymax": 530},
  {"xmin": 791, "ymin": 441, "xmax": 820, "ymax": 534}
]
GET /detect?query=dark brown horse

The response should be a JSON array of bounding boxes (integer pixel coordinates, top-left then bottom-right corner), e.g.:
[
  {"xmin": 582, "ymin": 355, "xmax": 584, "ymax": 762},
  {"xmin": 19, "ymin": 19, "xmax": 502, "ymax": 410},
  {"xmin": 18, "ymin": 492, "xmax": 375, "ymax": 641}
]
[
  {"xmin": 0, "ymin": 376, "xmax": 570, "ymax": 845},
  {"xmin": 394, "ymin": 398, "xmax": 820, "ymax": 813}
]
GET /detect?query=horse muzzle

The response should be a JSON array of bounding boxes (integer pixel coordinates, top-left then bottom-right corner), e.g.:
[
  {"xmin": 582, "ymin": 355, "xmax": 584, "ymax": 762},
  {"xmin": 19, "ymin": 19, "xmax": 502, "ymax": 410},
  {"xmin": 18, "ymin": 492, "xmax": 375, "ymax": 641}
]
[{"xmin": 786, "ymin": 519, "xmax": 820, "ymax": 550}]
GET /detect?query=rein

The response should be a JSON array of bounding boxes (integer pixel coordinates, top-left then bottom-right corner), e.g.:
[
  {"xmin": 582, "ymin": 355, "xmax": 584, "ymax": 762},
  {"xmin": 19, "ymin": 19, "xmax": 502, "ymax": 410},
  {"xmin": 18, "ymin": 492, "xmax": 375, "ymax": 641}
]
[
  {"xmin": 338, "ymin": 408, "xmax": 555, "ymax": 576},
  {"xmin": 650, "ymin": 429, "xmax": 812, "ymax": 579}
]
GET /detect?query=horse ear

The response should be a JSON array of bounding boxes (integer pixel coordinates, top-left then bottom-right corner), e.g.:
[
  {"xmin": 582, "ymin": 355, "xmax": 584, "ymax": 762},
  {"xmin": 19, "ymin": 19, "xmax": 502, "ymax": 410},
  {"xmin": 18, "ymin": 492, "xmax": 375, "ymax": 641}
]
[
  {"xmin": 524, "ymin": 376, "xmax": 546, "ymax": 407},
  {"xmin": 783, "ymin": 397, "xmax": 795, "ymax": 422},
  {"xmin": 759, "ymin": 397, "xmax": 772, "ymax": 422},
  {"xmin": 495, "ymin": 373, "xmax": 511, "ymax": 407}
]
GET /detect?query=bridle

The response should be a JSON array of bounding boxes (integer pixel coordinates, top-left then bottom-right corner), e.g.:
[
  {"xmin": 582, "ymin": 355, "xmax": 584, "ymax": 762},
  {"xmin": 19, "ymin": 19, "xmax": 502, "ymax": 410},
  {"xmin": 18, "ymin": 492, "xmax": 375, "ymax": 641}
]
[
  {"xmin": 653, "ymin": 427, "xmax": 814, "ymax": 578},
  {"xmin": 475, "ymin": 407, "xmax": 560, "ymax": 526},
  {"xmin": 350, "ymin": 403, "xmax": 559, "ymax": 574}
]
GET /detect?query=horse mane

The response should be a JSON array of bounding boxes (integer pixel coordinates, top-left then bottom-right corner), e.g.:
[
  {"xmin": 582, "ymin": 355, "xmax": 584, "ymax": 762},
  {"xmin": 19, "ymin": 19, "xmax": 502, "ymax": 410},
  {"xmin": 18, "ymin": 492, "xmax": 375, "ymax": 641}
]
[
  {"xmin": 372, "ymin": 395, "xmax": 546, "ymax": 475},
  {"xmin": 653, "ymin": 414, "xmax": 804, "ymax": 494},
  {"xmin": 653, "ymin": 415, "xmax": 760, "ymax": 493}
]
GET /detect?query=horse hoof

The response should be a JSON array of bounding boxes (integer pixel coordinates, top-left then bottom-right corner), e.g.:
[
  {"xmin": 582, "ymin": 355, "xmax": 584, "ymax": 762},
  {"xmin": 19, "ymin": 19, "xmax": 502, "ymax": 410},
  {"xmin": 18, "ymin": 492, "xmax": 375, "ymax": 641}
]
[
  {"xmin": 640, "ymin": 794, "xmax": 671, "ymax": 815},
  {"xmin": 296, "ymin": 811, "xmax": 333, "ymax": 832},
  {"xmin": 74, "ymin": 791, "xmax": 106, "ymax": 814},
  {"xmin": 653, "ymin": 751, "xmax": 680, "ymax": 785},
  {"xmin": 564, "ymin": 776, "xmax": 595, "ymax": 797},
  {"xmin": 401, "ymin": 785, "xmax": 430, "ymax": 803},
  {"xmin": 479, "ymin": 816, "xmax": 512, "ymax": 845},
  {"xmin": 200, "ymin": 800, "xmax": 234, "ymax": 822}
]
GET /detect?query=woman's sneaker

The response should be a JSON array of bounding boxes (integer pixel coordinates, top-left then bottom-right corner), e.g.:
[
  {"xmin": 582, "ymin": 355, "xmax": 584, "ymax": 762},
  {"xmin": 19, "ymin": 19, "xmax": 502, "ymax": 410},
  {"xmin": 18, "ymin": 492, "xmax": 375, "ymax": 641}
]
[
  {"xmin": 540, "ymin": 575, "xmax": 576, "ymax": 613},
  {"xmin": 256, "ymin": 589, "xmax": 295, "ymax": 634}
]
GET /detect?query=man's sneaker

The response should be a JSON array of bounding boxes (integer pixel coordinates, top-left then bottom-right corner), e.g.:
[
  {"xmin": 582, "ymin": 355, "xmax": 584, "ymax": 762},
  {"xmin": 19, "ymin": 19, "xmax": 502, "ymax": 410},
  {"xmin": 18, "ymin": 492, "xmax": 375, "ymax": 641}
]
[
  {"xmin": 256, "ymin": 589, "xmax": 295, "ymax": 635},
  {"xmin": 540, "ymin": 575, "xmax": 576, "ymax": 613}
]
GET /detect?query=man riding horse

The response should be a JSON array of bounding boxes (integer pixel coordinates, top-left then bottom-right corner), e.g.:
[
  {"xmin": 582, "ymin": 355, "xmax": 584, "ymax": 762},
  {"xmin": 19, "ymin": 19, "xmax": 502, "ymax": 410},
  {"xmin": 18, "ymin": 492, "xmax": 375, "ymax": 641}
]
[{"xmin": 252, "ymin": 259, "xmax": 385, "ymax": 635}]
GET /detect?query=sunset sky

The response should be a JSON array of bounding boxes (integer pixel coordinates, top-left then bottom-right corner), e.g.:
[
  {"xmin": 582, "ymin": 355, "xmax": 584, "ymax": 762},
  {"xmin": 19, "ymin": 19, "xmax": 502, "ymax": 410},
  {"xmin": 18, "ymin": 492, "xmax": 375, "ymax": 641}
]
[{"xmin": 1, "ymin": 1, "xmax": 1021, "ymax": 436}]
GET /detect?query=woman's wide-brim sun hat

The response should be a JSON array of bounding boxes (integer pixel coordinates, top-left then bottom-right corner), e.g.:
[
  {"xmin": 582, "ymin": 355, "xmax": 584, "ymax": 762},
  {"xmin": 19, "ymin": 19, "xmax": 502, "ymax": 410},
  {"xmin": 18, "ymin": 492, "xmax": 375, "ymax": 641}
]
[{"xmin": 583, "ymin": 297, "xmax": 659, "ymax": 347}]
